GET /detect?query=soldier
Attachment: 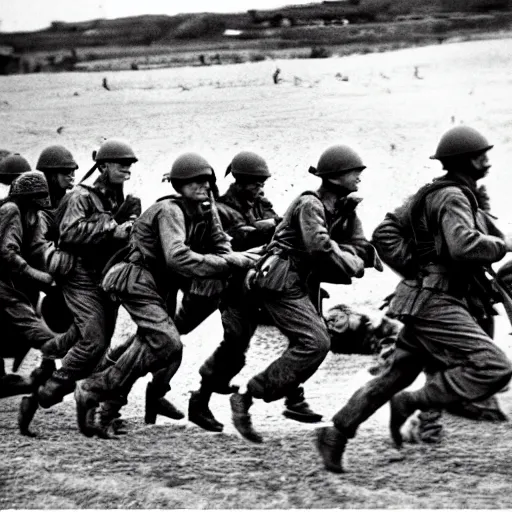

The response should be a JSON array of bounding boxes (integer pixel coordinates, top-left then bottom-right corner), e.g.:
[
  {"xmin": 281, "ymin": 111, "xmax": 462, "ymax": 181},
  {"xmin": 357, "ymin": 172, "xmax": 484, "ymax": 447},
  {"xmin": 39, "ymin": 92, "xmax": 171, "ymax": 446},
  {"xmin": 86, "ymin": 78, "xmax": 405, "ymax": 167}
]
[
  {"xmin": 195, "ymin": 145, "xmax": 381, "ymax": 442},
  {"xmin": 73, "ymin": 152, "xmax": 258, "ymax": 438},
  {"xmin": 0, "ymin": 157, "xmax": 39, "ymax": 398},
  {"xmin": 316, "ymin": 126, "xmax": 512, "ymax": 473},
  {"xmin": 34, "ymin": 144, "xmax": 79, "ymax": 332},
  {"xmin": 0, "ymin": 171, "xmax": 75, "ymax": 401},
  {"xmin": 34, "ymin": 139, "xmax": 139, "ymax": 421},
  {"xmin": 17, "ymin": 145, "xmax": 80, "ymax": 435},
  {"xmin": 216, "ymin": 151, "xmax": 281, "ymax": 251}
]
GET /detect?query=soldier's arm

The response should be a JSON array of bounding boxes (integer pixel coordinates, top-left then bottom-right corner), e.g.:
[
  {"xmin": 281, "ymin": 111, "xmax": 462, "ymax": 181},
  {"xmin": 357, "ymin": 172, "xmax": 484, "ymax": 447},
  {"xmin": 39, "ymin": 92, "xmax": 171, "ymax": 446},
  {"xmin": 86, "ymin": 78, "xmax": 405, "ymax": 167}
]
[
  {"xmin": 0, "ymin": 203, "xmax": 53, "ymax": 286},
  {"xmin": 159, "ymin": 202, "xmax": 231, "ymax": 278},
  {"xmin": 436, "ymin": 188, "xmax": 506, "ymax": 263},
  {"xmin": 58, "ymin": 191, "xmax": 117, "ymax": 247},
  {"xmin": 298, "ymin": 196, "xmax": 364, "ymax": 282},
  {"xmin": 217, "ymin": 202, "xmax": 270, "ymax": 251}
]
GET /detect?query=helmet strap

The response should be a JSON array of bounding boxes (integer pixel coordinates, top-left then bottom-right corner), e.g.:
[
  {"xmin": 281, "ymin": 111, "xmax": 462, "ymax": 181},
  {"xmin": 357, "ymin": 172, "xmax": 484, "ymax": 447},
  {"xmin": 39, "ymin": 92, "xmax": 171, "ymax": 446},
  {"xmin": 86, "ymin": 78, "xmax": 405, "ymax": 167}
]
[{"xmin": 79, "ymin": 162, "xmax": 99, "ymax": 184}]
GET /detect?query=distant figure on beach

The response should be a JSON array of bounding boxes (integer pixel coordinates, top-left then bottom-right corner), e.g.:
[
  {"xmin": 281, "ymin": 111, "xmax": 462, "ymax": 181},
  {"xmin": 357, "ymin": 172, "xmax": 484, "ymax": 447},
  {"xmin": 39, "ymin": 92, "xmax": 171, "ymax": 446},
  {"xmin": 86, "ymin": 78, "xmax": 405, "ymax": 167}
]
[
  {"xmin": 273, "ymin": 67, "xmax": 282, "ymax": 85},
  {"xmin": 102, "ymin": 77, "xmax": 111, "ymax": 91}
]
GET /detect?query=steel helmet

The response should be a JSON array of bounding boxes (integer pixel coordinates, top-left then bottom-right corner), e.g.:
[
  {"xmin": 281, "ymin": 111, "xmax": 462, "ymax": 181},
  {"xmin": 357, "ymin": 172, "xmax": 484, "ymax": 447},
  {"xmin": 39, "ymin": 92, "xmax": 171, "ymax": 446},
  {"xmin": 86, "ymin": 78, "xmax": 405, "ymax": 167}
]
[
  {"xmin": 310, "ymin": 145, "xmax": 366, "ymax": 176},
  {"xmin": 431, "ymin": 126, "xmax": 493, "ymax": 160},
  {"xmin": 94, "ymin": 138, "xmax": 138, "ymax": 163},
  {"xmin": 170, "ymin": 153, "xmax": 214, "ymax": 181},
  {"xmin": 10, "ymin": 171, "xmax": 50, "ymax": 204},
  {"xmin": 36, "ymin": 145, "xmax": 78, "ymax": 171},
  {"xmin": 0, "ymin": 154, "xmax": 31, "ymax": 185},
  {"xmin": 226, "ymin": 151, "xmax": 271, "ymax": 178}
]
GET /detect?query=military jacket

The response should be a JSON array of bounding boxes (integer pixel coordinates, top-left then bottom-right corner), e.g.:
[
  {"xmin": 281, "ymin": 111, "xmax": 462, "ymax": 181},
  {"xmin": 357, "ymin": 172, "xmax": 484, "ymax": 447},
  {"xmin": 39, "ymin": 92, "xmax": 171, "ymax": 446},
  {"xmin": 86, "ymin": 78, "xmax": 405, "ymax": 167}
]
[
  {"xmin": 126, "ymin": 195, "xmax": 232, "ymax": 283},
  {"xmin": 259, "ymin": 191, "xmax": 371, "ymax": 286},
  {"xmin": 376, "ymin": 175, "xmax": 506, "ymax": 320},
  {"xmin": 217, "ymin": 183, "xmax": 281, "ymax": 251}
]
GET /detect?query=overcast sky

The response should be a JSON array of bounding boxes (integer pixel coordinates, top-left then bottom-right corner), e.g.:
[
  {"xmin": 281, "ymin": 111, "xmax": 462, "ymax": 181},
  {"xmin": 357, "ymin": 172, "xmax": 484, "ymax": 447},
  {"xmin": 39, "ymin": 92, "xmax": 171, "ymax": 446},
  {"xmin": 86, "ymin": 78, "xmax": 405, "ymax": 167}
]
[{"xmin": 1, "ymin": 0, "xmax": 319, "ymax": 32}]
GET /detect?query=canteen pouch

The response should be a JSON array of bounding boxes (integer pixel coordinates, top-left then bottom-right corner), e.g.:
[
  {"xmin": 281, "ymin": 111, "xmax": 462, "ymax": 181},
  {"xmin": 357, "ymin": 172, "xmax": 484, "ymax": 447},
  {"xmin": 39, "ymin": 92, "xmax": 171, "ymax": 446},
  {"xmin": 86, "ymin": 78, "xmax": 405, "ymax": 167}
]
[{"xmin": 253, "ymin": 253, "xmax": 294, "ymax": 293}]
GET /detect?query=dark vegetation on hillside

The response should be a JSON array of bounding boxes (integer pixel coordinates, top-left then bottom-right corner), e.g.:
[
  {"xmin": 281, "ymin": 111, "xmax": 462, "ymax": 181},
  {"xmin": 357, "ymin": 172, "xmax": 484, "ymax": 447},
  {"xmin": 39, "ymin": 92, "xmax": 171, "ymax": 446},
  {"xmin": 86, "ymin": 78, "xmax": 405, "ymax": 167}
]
[{"xmin": 0, "ymin": 0, "xmax": 510, "ymax": 74}]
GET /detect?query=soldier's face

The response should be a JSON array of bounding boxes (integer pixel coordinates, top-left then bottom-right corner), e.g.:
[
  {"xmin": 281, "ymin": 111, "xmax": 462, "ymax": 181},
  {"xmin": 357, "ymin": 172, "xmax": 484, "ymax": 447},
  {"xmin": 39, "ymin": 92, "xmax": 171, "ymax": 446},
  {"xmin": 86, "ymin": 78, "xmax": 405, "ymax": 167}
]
[
  {"xmin": 326, "ymin": 169, "xmax": 363, "ymax": 193},
  {"xmin": 56, "ymin": 169, "xmax": 75, "ymax": 190},
  {"xmin": 180, "ymin": 178, "xmax": 211, "ymax": 202},
  {"xmin": 104, "ymin": 162, "xmax": 132, "ymax": 185},
  {"xmin": 241, "ymin": 180, "xmax": 266, "ymax": 200},
  {"xmin": 470, "ymin": 152, "xmax": 491, "ymax": 180}
]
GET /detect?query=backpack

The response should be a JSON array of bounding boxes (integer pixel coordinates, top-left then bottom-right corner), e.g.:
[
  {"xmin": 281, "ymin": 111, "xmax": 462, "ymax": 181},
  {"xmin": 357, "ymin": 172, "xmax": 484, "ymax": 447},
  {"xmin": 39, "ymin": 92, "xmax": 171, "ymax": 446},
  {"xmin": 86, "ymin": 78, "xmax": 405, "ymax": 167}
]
[{"xmin": 372, "ymin": 179, "xmax": 478, "ymax": 278}]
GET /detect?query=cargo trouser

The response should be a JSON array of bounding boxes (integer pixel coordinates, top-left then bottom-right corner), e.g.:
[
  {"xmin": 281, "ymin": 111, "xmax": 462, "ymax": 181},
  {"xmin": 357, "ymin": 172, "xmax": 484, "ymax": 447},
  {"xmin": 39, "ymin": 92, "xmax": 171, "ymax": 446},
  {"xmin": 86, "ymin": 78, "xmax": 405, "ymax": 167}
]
[
  {"xmin": 81, "ymin": 265, "xmax": 182, "ymax": 402},
  {"xmin": 200, "ymin": 279, "xmax": 331, "ymax": 402},
  {"xmin": 332, "ymin": 297, "xmax": 512, "ymax": 438},
  {"xmin": 0, "ymin": 279, "xmax": 60, "ymax": 352},
  {"xmin": 148, "ymin": 290, "xmax": 221, "ymax": 396},
  {"xmin": 56, "ymin": 258, "xmax": 119, "ymax": 382}
]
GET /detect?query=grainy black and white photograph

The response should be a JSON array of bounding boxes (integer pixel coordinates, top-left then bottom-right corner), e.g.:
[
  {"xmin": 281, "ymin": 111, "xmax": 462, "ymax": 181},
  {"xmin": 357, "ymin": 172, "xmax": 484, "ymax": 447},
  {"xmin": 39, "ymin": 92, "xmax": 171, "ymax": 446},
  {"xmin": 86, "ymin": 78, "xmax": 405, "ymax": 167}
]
[{"xmin": 1, "ymin": 0, "xmax": 512, "ymax": 509}]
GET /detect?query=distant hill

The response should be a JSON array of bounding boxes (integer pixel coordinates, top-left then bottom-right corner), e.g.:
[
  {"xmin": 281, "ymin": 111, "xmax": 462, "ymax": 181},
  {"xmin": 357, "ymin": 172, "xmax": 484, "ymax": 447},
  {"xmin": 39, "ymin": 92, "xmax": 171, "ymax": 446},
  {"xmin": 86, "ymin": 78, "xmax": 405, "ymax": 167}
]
[{"xmin": 0, "ymin": 0, "xmax": 510, "ymax": 52}]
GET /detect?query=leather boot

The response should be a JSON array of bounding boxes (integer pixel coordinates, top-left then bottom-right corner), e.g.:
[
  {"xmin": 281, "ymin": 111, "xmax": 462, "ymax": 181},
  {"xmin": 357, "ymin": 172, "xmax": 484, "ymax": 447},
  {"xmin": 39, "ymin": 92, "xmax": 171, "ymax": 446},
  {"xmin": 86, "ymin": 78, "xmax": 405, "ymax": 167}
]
[
  {"xmin": 18, "ymin": 394, "xmax": 40, "ymax": 437},
  {"xmin": 37, "ymin": 371, "xmax": 75, "ymax": 409},
  {"xmin": 95, "ymin": 400, "xmax": 127, "ymax": 439},
  {"xmin": 230, "ymin": 392, "xmax": 263, "ymax": 443},
  {"xmin": 315, "ymin": 426, "xmax": 347, "ymax": 473},
  {"xmin": 283, "ymin": 387, "xmax": 323, "ymax": 423},
  {"xmin": 188, "ymin": 389, "xmax": 223, "ymax": 432},
  {"xmin": 74, "ymin": 381, "xmax": 99, "ymax": 438},
  {"xmin": 144, "ymin": 382, "xmax": 184, "ymax": 424},
  {"xmin": 390, "ymin": 391, "xmax": 418, "ymax": 448}
]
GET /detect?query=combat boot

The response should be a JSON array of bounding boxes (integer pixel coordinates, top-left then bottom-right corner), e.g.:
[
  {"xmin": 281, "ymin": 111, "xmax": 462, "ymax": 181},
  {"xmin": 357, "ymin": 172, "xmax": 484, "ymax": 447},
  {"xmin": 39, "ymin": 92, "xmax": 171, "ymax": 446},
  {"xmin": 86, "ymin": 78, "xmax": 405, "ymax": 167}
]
[
  {"xmin": 94, "ymin": 400, "xmax": 128, "ymax": 439},
  {"xmin": 283, "ymin": 387, "xmax": 323, "ymax": 423},
  {"xmin": 74, "ymin": 381, "xmax": 100, "ymax": 437},
  {"xmin": 188, "ymin": 389, "xmax": 223, "ymax": 432},
  {"xmin": 230, "ymin": 392, "xmax": 263, "ymax": 443},
  {"xmin": 315, "ymin": 426, "xmax": 347, "ymax": 474},
  {"xmin": 390, "ymin": 391, "xmax": 418, "ymax": 448},
  {"xmin": 144, "ymin": 382, "xmax": 184, "ymax": 424},
  {"xmin": 18, "ymin": 394, "xmax": 39, "ymax": 437},
  {"xmin": 37, "ymin": 371, "xmax": 75, "ymax": 409}
]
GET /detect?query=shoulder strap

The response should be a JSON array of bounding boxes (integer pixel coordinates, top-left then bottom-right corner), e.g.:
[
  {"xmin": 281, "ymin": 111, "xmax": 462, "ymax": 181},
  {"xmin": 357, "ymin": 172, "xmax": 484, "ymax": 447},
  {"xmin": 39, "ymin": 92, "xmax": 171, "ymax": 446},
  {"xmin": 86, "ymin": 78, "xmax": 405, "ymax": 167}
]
[{"xmin": 408, "ymin": 179, "xmax": 479, "ymax": 262}]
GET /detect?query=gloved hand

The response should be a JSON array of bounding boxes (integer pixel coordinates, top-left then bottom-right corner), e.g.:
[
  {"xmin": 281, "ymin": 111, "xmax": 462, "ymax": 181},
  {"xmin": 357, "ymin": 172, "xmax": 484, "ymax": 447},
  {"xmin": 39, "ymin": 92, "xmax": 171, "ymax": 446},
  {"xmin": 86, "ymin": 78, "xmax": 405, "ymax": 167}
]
[
  {"xmin": 114, "ymin": 194, "xmax": 142, "ymax": 224},
  {"xmin": 113, "ymin": 220, "xmax": 134, "ymax": 240},
  {"xmin": 223, "ymin": 251, "xmax": 260, "ymax": 270},
  {"xmin": 253, "ymin": 218, "xmax": 277, "ymax": 231}
]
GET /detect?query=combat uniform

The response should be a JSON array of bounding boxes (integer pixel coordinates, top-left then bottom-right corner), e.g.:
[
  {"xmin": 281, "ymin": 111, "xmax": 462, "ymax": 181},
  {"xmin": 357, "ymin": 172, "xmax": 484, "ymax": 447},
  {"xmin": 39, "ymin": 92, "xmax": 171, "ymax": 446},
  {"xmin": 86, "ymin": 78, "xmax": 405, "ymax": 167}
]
[
  {"xmin": 36, "ymin": 174, "xmax": 129, "ymax": 405},
  {"xmin": 203, "ymin": 190, "xmax": 374, "ymax": 406},
  {"xmin": 329, "ymin": 173, "xmax": 512, "ymax": 450},
  {"xmin": 216, "ymin": 183, "xmax": 281, "ymax": 251},
  {"xmin": 0, "ymin": 173, "xmax": 75, "ymax": 399},
  {"xmin": 74, "ymin": 193, "xmax": 239, "ymax": 435}
]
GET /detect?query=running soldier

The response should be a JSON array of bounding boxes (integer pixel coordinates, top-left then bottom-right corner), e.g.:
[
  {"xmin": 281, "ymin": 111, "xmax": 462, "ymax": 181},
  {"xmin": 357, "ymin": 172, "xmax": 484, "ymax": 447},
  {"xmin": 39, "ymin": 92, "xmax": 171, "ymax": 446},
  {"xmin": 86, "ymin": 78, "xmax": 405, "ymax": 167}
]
[
  {"xmin": 316, "ymin": 126, "xmax": 512, "ymax": 473},
  {"xmin": 216, "ymin": 151, "xmax": 281, "ymax": 251},
  {"xmin": 0, "ymin": 170, "xmax": 75, "ymax": 401},
  {"xmin": 17, "ymin": 145, "xmax": 80, "ymax": 435},
  {"xmin": 34, "ymin": 139, "xmax": 140, "ymax": 420},
  {"xmin": 73, "ymin": 153, "xmax": 258, "ymax": 438},
  {"xmin": 196, "ymin": 145, "xmax": 381, "ymax": 442}
]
